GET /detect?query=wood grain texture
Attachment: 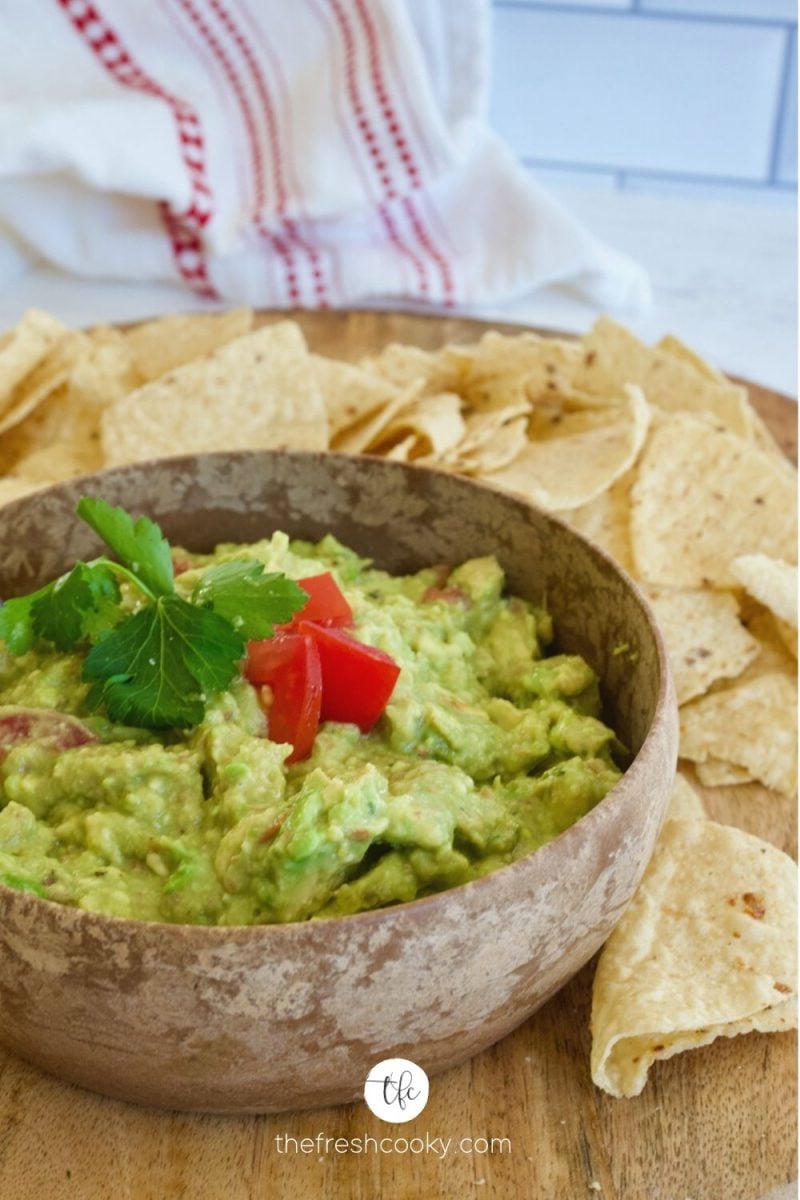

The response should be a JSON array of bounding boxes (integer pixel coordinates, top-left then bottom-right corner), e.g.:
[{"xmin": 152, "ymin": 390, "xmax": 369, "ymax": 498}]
[{"xmin": 0, "ymin": 311, "xmax": 795, "ymax": 1200}]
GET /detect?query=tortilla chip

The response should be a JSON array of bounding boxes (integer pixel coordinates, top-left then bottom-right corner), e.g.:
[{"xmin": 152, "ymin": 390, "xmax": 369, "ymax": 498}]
[
  {"xmin": 383, "ymin": 434, "xmax": 418, "ymax": 462},
  {"xmin": 666, "ymin": 774, "xmax": 706, "ymax": 821},
  {"xmin": 731, "ymin": 554, "xmax": 797, "ymax": 629},
  {"xmin": 444, "ymin": 416, "xmax": 530, "ymax": 475},
  {"xmin": 555, "ymin": 470, "xmax": 636, "ymax": 575},
  {"xmin": 102, "ymin": 322, "xmax": 328, "ymax": 464},
  {"xmin": 360, "ymin": 343, "xmax": 462, "ymax": 395},
  {"xmin": 0, "ymin": 309, "xmax": 69, "ymax": 411},
  {"xmin": 125, "ymin": 309, "xmax": 253, "ymax": 382},
  {"xmin": 0, "ymin": 329, "xmax": 126, "ymax": 481},
  {"xmin": 646, "ymin": 587, "xmax": 760, "ymax": 706},
  {"xmin": 591, "ymin": 818, "xmax": 797, "ymax": 1098},
  {"xmin": 578, "ymin": 318, "xmax": 753, "ymax": 438},
  {"xmin": 679, "ymin": 666, "xmax": 797, "ymax": 797},
  {"xmin": 772, "ymin": 617, "xmax": 798, "ymax": 660},
  {"xmin": 444, "ymin": 331, "xmax": 581, "ymax": 412},
  {"xmin": 72, "ymin": 326, "xmax": 141, "ymax": 405},
  {"xmin": 695, "ymin": 759, "xmax": 755, "ymax": 788},
  {"xmin": 482, "ymin": 385, "xmax": 649, "ymax": 512},
  {"xmin": 0, "ymin": 476, "xmax": 41, "ymax": 505},
  {"xmin": 331, "ymin": 385, "xmax": 420, "ymax": 455},
  {"xmin": 12, "ymin": 443, "xmax": 98, "ymax": 484},
  {"xmin": 630, "ymin": 414, "xmax": 797, "ymax": 588},
  {"xmin": 313, "ymin": 356, "xmax": 404, "ymax": 438},
  {"xmin": 0, "ymin": 334, "xmax": 84, "ymax": 438},
  {"xmin": 370, "ymin": 393, "xmax": 465, "ymax": 459}
]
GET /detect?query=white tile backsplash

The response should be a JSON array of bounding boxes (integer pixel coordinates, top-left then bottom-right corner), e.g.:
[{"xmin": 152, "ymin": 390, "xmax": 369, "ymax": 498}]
[
  {"xmin": 621, "ymin": 175, "xmax": 797, "ymax": 206},
  {"xmin": 776, "ymin": 34, "xmax": 797, "ymax": 184},
  {"xmin": 526, "ymin": 164, "xmax": 620, "ymax": 191},
  {"xmin": 490, "ymin": 2, "xmax": 797, "ymax": 204},
  {"xmin": 640, "ymin": 0, "xmax": 796, "ymax": 20},
  {"xmin": 498, "ymin": 0, "xmax": 634, "ymax": 8}
]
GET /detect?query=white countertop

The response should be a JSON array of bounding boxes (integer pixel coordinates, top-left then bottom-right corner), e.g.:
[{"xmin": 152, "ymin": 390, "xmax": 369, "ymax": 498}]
[{"xmin": 0, "ymin": 190, "xmax": 795, "ymax": 397}]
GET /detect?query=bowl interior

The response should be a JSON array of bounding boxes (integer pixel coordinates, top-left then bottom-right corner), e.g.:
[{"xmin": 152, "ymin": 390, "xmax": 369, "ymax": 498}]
[{"xmin": 0, "ymin": 451, "xmax": 664, "ymax": 760}]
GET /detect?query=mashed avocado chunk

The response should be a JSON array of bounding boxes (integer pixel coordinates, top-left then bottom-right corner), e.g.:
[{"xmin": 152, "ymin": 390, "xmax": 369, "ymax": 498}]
[{"xmin": 0, "ymin": 534, "xmax": 622, "ymax": 924}]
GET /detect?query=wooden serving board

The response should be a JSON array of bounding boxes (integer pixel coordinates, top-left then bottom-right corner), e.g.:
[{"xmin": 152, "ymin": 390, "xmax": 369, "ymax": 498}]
[{"xmin": 0, "ymin": 311, "xmax": 796, "ymax": 1200}]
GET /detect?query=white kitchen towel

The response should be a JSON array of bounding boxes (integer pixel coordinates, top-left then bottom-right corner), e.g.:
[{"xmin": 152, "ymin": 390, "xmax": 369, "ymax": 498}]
[{"xmin": 0, "ymin": 0, "xmax": 650, "ymax": 311}]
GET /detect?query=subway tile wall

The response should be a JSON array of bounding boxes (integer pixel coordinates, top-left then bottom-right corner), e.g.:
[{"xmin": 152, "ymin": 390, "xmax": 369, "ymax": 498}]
[{"xmin": 490, "ymin": 1, "xmax": 798, "ymax": 202}]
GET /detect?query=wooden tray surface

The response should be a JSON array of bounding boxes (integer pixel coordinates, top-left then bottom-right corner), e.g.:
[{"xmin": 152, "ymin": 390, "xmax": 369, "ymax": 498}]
[{"xmin": 0, "ymin": 310, "xmax": 795, "ymax": 1200}]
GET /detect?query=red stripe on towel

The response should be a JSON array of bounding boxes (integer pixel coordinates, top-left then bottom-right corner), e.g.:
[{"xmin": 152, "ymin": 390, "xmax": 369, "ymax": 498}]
[
  {"xmin": 56, "ymin": 0, "xmax": 218, "ymax": 298},
  {"xmin": 173, "ymin": 0, "xmax": 302, "ymax": 305}
]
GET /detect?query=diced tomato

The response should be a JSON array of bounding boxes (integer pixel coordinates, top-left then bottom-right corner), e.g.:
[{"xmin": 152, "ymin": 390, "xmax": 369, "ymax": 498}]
[
  {"xmin": 422, "ymin": 585, "xmax": 469, "ymax": 606},
  {"xmin": 246, "ymin": 632, "xmax": 322, "ymax": 763},
  {"xmin": 297, "ymin": 620, "xmax": 400, "ymax": 733},
  {"xmin": 0, "ymin": 708, "xmax": 97, "ymax": 760},
  {"xmin": 281, "ymin": 572, "xmax": 353, "ymax": 630}
]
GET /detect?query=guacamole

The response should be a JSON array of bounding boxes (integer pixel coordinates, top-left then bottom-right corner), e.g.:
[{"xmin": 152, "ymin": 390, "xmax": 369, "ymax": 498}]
[{"xmin": 0, "ymin": 532, "xmax": 622, "ymax": 924}]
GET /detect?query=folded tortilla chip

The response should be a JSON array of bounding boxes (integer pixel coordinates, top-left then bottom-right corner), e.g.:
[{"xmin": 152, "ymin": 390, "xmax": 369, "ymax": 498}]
[
  {"xmin": 0, "ymin": 309, "xmax": 69, "ymax": 412},
  {"xmin": 631, "ymin": 414, "xmax": 797, "ymax": 588},
  {"xmin": 679, "ymin": 667, "xmax": 797, "ymax": 797},
  {"xmin": 482, "ymin": 385, "xmax": 649, "ymax": 512},
  {"xmin": 591, "ymin": 818, "xmax": 797, "ymax": 1098},
  {"xmin": 444, "ymin": 331, "xmax": 581, "ymax": 412},
  {"xmin": 578, "ymin": 317, "xmax": 753, "ymax": 438},
  {"xmin": 694, "ymin": 759, "xmax": 755, "ymax": 788},
  {"xmin": 313, "ymin": 356, "xmax": 406, "ymax": 438},
  {"xmin": 360, "ymin": 342, "xmax": 462, "ymax": 395},
  {"xmin": 331, "ymin": 383, "xmax": 421, "ymax": 455},
  {"xmin": 369, "ymin": 393, "xmax": 465, "ymax": 460},
  {"xmin": 447, "ymin": 416, "xmax": 529, "ymax": 475},
  {"xmin": 731, "ymin": 554, "xmax": 797, "ymax": 629}
]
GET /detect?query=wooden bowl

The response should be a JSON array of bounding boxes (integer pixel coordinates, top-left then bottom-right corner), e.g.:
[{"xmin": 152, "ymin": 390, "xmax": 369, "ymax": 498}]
[{"xmin": 0, "ymin": 452, "xmax": 678, "ymax": 1113}]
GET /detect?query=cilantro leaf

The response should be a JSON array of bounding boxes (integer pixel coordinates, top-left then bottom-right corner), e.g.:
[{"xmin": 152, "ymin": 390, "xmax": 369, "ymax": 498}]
[
  {"xmin": 82, "ymin": 595, "xmax": 245, "ymax": 728},
  {"xmin": 0, "ymin": 583, "xmax": 54, "ymax": 655},
  {"xmin": 77, "ymin": 497, "xmax": 174, "ymax": 598},
  {"xmin": 31, "ymin": 563, "xmax": 121, "ymax": 651},
  {"xmin": 192, "ymin": 560, "xmax": 307, "ymax": 640}
]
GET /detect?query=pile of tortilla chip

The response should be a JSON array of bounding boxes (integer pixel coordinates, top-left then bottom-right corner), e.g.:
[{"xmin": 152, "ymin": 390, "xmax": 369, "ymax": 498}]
[{"xmin": 0, "ymin": 307, "xmax": 795, "ymax": 1098}]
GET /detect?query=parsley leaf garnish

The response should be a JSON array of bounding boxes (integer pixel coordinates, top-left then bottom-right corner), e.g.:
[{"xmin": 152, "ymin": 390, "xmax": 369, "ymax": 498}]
[
  {"xmin": 83, "ymin": 596, "xmax": 245, "ymax": 728},
  {"xmin": 0, "ymin": 563, "xmax": 121, "ymax": 655},
  {"xmin": 76, "ymin": 497, "xmax": 174, "ymax": 599},
  {"xmin": 31, "ymin": 563, "xmax": 121, "ymax": 651},
  {"xmin": 192, "ymin": 560, "xmax": 308, "ymax": 640},
  {"xmin": 0, "ymin": 496, "xmax": 307, "ymax": 729},
  {"xmin": 0, "ymin": 585, "xmax": 53, "ymax": 655}
]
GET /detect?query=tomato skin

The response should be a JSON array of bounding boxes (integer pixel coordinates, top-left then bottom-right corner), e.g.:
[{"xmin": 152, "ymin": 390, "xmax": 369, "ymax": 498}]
[
  {"xmin": 297, "ymin": 621, "xmax": 400, "ymax": 733},
  {"xmin": 0, "ymin": 708, "xmax": 96, "ymax": 759},
  {"xmin": 246, "ymin": 632, "xmax": 322, "ymax": 764},
  {"xmin": 280, "ymin": 572, "xmax": 353, "ymax": 630}
]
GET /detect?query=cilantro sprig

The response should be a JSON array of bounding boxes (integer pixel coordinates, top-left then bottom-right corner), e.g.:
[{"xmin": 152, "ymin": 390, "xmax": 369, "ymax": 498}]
[{"xmin": 0, "ymin": 497, "xmax": 307, "ymax": 729}]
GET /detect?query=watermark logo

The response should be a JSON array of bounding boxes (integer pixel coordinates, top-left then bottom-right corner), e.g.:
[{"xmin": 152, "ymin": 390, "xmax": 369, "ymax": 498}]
[{"xmin": 364, "ymin": 1057, "xmax": 429, "ymax": 1123}]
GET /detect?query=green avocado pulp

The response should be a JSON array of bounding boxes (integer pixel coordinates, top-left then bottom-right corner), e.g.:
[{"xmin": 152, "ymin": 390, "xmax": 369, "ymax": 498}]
[{"xmin": 0, "ymin": 532, "xmax": 622, "ymax": 925}]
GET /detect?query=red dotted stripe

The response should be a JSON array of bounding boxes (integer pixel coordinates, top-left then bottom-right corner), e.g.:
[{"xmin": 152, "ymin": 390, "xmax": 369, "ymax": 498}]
[
  {"xmin": 327, "ymin": 0, "xmax": 429, "ymax": 297},
  {"xmin": 352, "ymin": 0, "xmax": 455, "ymax": 306},
  {"xmin": 207, "ymin": 0, "xmax": 329, "ymax": 307},
  {"xmin": 56, "ymin": 0, "xmax": 217, "ymax": 297},
  {"xmin": 173, "ymin": 0, "xmax": 301, "ymax": 306}
]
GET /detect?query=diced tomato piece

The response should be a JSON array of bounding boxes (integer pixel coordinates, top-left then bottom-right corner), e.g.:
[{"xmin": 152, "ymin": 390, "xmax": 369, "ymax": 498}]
[
  {"xmin": 0, "ymin": 708, "xmax": 96, "ymax": 760},
  {"xmin": 297, "ymin": 620, "xmax": 400, "ymax": 733},
  {"xmin": 280, "ymin": 572, "xmax": 353, "ymax": 630},
  {"xmin": 246, "ymin": 631, "xmax": 304, "ymax": 684},
  {"xmin": 422, "ymin": 585, "xmax": 469, "ymax": 606},
  {"xmin": 247, "ymin": 633, "xmax": 322, "ymax": 763}
]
